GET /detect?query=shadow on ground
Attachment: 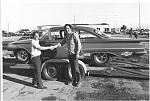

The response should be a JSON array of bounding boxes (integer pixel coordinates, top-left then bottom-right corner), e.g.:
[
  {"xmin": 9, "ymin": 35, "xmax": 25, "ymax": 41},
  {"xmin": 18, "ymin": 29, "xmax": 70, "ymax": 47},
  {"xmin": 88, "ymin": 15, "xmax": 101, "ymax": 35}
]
[{"xmin": 3, "ymin": 75, "xmax": 33, "ymax": 87}]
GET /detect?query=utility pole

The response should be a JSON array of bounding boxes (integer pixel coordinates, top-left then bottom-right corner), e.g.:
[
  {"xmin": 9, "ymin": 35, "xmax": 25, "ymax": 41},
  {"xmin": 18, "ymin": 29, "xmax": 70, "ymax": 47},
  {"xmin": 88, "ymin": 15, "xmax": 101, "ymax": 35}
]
[
  {"xmin": 115, "ymin": 15, "xmax": 118, "ymax": 28},
  {"xmin": 73, "ymin": 14, "xmax": 75, "ymax": 24},
  {"xmin": 7, "ymin": 21, "xmax": 9, "ymax": 37},
  {"xmin": 139, "ymin": 2, "xmax": 141, "ymax": 30},
  {"xmin": 8, "ymin": 21, "xmax": 9, "ymax": 32}
]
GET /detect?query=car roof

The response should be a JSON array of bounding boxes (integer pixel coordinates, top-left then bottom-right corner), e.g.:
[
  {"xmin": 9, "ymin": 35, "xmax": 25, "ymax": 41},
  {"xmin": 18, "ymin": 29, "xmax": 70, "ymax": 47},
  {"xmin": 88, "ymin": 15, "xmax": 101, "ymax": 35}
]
[
  {"xmin": 50, "ymin": 25, "xmax": 96, "ymax": 33},
  {"xmin": 49, "ymin": 25, "xmax": 103, "ymax": 38},
  {"xmin": 49, "ymin": 25, "xmax": 109, "ymax": 38}
]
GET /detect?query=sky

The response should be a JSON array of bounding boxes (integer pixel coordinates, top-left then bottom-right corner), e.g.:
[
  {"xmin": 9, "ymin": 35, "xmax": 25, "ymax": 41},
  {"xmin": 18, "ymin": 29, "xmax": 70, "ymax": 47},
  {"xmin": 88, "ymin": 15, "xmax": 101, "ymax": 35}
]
[{"xmin": 1, "ymin": 0, "xmax": 150, "ymax": 32}]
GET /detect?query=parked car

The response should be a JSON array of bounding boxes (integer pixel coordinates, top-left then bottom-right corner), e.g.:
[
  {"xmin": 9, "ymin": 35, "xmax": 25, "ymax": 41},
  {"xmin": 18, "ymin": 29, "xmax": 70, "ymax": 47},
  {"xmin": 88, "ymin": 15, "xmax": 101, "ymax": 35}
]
[
  {"xmin": 6, "ymin": 25, "xmax": 148, "ymax": 66},
  {"xmin": 3, "ymin": 36, "xmax": 22, "ymax": 50},
  {"xmin": 18, "ymin": 36, "xmax": 32, "ymax": 40}
]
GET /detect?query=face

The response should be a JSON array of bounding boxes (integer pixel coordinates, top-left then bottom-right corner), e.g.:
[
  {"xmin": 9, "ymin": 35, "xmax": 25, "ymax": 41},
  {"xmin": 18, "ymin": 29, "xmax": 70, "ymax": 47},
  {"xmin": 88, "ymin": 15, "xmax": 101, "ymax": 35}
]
[
  {"xmin": 34, "ymin": 33, "xmax": 39, "ymax": 40},
  {"xmin": 65, "ymin": 25, "xmax": 72, "ymax": 34}
]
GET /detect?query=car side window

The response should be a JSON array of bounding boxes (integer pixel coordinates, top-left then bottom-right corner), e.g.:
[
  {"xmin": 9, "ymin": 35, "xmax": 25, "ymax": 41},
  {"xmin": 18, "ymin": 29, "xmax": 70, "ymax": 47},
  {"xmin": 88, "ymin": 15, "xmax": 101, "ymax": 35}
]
[
  {"xmin": 40, "ymin": 30, "xmax": 51, "ymax": 40},
  {"xmin": 50, "ymin": 30, "xmax": 65, "ymax": 40},
  {"xmin": 78, "ymin": 30, "xmax": 97, "ymax": 39},
  {"xmin": 41, "ymin": 32, "xmax": 49, "ymax": 40}
]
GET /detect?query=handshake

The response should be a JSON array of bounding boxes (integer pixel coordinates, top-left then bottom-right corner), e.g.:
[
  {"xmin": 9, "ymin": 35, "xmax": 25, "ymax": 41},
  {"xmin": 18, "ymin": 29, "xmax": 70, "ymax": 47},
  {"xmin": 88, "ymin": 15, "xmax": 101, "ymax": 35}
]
[{"xmin": 48, "ymin": 43, "xmax": 61, "ymax": 50}]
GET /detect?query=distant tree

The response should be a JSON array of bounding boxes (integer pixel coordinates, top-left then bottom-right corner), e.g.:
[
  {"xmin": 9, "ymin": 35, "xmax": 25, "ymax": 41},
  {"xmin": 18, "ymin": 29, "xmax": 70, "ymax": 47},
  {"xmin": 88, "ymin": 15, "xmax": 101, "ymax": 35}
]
[
  {"xmin": 2, "ymin": 30, "xmax": 8, "ymax": 37},
  {"xmin": 17, "ymin": 29, "xmax": 31, "ymax": 36},
  {"xmin": 121, "ymin": 25, "xmax": 127, "ymax": 35},
  {"xmin": 8, "ymin": 32, "xmax": 16, "ymax": 36}
]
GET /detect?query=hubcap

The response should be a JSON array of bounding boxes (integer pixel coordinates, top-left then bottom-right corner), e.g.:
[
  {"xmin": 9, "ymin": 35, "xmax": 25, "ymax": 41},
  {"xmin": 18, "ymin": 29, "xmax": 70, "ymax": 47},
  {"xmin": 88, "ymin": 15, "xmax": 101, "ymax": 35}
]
[
  {"xmin": 47, "ymin": 66, "xmax": 57, "ymax": 77},
  {"xmin": 18, "ymin": 50, "xmax": 28, "ymax": 61},
  {"xmin": 95, "ymin": 53, "xmax": 108, "ymax": 63}
]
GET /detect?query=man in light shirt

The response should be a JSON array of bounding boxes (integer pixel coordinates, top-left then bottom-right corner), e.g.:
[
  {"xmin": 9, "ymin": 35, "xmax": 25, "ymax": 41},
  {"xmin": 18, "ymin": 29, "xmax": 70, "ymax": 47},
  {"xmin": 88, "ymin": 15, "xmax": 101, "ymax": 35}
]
[{"xmin": 31, "ymin": 31, "xmax": 57, "ymax": 89}]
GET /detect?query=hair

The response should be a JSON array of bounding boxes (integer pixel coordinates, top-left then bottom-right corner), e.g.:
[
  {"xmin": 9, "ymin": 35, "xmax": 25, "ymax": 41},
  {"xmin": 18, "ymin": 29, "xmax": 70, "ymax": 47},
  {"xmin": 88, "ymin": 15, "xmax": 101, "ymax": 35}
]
[
  {"xmin": 31, "ymin": 31, "xmax": 39, "ymax": 38},
  {"xmin": 64, "ymin": 24, "xmax": 73, "ymax": 29}
]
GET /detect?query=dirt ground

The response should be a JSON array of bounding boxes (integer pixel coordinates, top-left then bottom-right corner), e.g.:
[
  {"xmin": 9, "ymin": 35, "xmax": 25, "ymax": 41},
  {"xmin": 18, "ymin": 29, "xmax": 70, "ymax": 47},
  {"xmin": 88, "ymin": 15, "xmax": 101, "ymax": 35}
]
[
  {"xmin": 3, "ymin": 74, "xmax": 149, "ymax": 101},
  {"xmin": 3, "ymin": 52, "xmax": 149, "ymax": 101}
]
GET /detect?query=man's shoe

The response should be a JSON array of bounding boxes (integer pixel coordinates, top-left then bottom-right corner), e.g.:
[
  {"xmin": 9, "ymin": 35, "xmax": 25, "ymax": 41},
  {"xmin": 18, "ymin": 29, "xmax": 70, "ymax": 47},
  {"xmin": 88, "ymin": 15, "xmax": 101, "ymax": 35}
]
[
  {"xmin": 65, "ymin": 82, "xmax": 72, "ymax": 85},
  {"xmin": 72, "ymin": 81, "xmax": 77, "ymax": 86},
  {"xmin": 33, "ymin": 84, "xmax": 37, "ymax": 87},
  {"xmin": 32, "ymin": 83, "xmax": 37, "ymax": 87},
  {"xmin": 37, "ymin": 86, "xmax": 47, "ymax": 89},
  {"xmin": 72, "ymin": 82, "xmax": 81, "ymax": 87},
  {"xmin": 32, "ymin": 81, "xmax": 37, "ymax": 87}
]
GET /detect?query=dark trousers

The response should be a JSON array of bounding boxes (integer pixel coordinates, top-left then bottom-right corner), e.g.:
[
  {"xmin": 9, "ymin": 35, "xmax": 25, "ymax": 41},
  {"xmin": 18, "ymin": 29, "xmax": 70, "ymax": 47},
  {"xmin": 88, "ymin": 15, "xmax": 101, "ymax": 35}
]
[
  {"xmin": 68, "ymin": 54, "xmax": 81, "ymax": 84},
  {"xmin": 32, "ymin": 56, "xmax": 43, "ymax": 87}
]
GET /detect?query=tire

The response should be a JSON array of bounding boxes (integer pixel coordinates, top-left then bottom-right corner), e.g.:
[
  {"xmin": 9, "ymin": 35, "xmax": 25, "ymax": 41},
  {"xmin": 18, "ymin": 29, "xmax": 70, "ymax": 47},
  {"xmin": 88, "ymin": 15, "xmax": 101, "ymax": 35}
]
[
  {"xmin": 42, "ymin": 63, "xmax": 61, "ymax": 80},
  {"xmin": 92, "ymin": 53, "xmax": 110, "ymax": 66},
  {"xmin": 16, "ymin": 49, "xmax": 30, "ymax": 64}
]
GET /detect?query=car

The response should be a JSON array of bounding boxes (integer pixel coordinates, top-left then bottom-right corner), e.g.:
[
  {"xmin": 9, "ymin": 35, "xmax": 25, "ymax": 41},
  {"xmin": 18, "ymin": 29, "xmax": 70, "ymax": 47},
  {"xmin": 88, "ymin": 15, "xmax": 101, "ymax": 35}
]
[{"xmin": 6, "ymin": 25, "xmax": 148, "ymax": 66}]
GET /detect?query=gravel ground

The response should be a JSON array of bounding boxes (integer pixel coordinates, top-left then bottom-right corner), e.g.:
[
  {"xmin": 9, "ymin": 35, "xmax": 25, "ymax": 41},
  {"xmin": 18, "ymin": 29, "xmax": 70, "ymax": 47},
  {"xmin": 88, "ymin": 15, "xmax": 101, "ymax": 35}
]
[{"xmin": 3, "ymin": 73, "xmax": 149, "ymax": 101}]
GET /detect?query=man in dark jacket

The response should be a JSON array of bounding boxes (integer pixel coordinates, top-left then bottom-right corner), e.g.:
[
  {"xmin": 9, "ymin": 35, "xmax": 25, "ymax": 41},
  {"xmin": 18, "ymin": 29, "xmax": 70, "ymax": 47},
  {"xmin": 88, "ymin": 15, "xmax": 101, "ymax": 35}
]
[{"xmin": 56, "ymin": 24, "xmax": 82, "ymax": 87}]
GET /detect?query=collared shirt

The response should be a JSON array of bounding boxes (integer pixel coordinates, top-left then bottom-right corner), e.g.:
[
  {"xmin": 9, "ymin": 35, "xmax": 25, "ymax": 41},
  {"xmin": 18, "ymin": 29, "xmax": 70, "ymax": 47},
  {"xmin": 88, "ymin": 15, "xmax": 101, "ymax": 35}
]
[
  {"xmin": 60, "ymin": 32, "xmax": 81, "ymax": 55},
  {"xmin": 31, "ymin": 39, "xmax": 41, "ymax": 58}
]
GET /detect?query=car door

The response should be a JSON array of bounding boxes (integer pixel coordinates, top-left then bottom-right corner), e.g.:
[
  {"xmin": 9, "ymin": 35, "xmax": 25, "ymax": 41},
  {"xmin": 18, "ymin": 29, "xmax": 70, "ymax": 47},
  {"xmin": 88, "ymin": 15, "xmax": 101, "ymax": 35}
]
[
  {"xmin": 39, "ymin": 29, "xmax": 68, "ymax": 60},
  {"xmin": 51, "ymin": 29, "xmax": 68, "ymax": 58},
  {"xmin": 39, "ymin": 30, "xmax": 56, "ymax": 60}
]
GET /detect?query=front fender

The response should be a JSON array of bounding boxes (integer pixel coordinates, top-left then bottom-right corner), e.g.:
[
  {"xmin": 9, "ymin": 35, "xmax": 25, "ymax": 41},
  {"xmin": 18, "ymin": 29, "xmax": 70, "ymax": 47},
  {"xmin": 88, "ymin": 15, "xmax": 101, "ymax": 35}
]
[
  {"xmin": 7, "ymin": 39, "xmax": 31, "ymax": 54},
  {"xmin": 14, "ymin": 47, "xmax": 31, "ymax": 56}
]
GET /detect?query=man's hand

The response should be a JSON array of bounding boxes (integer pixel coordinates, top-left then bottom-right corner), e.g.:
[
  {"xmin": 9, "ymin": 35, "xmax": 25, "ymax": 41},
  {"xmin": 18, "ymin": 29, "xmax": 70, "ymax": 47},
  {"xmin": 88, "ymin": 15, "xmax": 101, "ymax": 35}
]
[
  {"xmin": 76, "ymin": 54, "xmax": 79, "ymax": 58},
  {"xmin": 50, "ymin": 43, "xmax": 61, "ymax": 50},
  {"xmin": 49, "ymin": 46, "xmax": 54, "ymax": 50},
  {"xmin": 56, "ymin": 43, "xmax": 61, "ymax": 48}
]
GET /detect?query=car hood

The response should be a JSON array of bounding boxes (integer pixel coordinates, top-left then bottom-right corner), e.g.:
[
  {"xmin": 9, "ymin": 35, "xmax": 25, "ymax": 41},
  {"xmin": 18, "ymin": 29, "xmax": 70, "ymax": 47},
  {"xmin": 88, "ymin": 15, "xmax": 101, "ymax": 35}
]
[{"xmin": 8, "ymin": 39, "xmax": 32, "ymax": 45}]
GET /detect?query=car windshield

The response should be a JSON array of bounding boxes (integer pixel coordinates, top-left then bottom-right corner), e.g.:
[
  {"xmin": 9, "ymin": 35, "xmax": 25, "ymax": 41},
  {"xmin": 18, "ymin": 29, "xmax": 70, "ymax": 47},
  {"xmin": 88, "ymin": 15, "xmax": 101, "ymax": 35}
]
[
  {"xmin": 39, "ymin": 29, "xmax": 50, "ymax": 39},
  {"xmin": 95, "ymin": 30, "xmax": 110, "ymax": 38},
  {"xmin": 79, "ymin": 30, "xmax": 97, "ymax": 39}
]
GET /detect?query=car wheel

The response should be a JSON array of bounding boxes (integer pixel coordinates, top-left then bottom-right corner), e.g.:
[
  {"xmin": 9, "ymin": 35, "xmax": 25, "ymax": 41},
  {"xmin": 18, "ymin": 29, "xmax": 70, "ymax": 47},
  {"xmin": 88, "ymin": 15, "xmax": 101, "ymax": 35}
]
[
  {"xmin": 92, "ymin": 53, "xmax": 110, "ymax": 66},
  {"xmin": 42, "ymin": 63, "xmax": 60, "ymax": 80},
  {"xmin": 16, "ymin": 49, "xmax": 30, "ymax": 64}
]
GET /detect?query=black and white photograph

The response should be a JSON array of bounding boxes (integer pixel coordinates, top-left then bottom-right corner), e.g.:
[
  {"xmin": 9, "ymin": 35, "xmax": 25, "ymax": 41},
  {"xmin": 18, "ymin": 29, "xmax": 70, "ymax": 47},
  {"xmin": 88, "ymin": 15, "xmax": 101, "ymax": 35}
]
[{"xmin": 1, "ymin": 0, "xmax": 150, "ymax": 101}]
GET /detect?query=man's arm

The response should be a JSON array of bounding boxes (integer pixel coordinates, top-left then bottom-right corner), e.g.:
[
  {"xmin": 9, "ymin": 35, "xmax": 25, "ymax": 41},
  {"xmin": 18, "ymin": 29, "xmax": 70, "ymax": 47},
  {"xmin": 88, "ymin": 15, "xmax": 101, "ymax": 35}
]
[
  {"xmin": 39, "ymin": 46, "xmax": 54, "ymax": 50},
  {"xmin": 60, "ymin": 36, "xmax": 66, "ymax": 46},
  {"xmin": 74, "ymin": 33, "xmax": 81, "ymax": 57},
  {"xmin": 32, "ymin": 43, "xmax": 54, "ymax": 50}
]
